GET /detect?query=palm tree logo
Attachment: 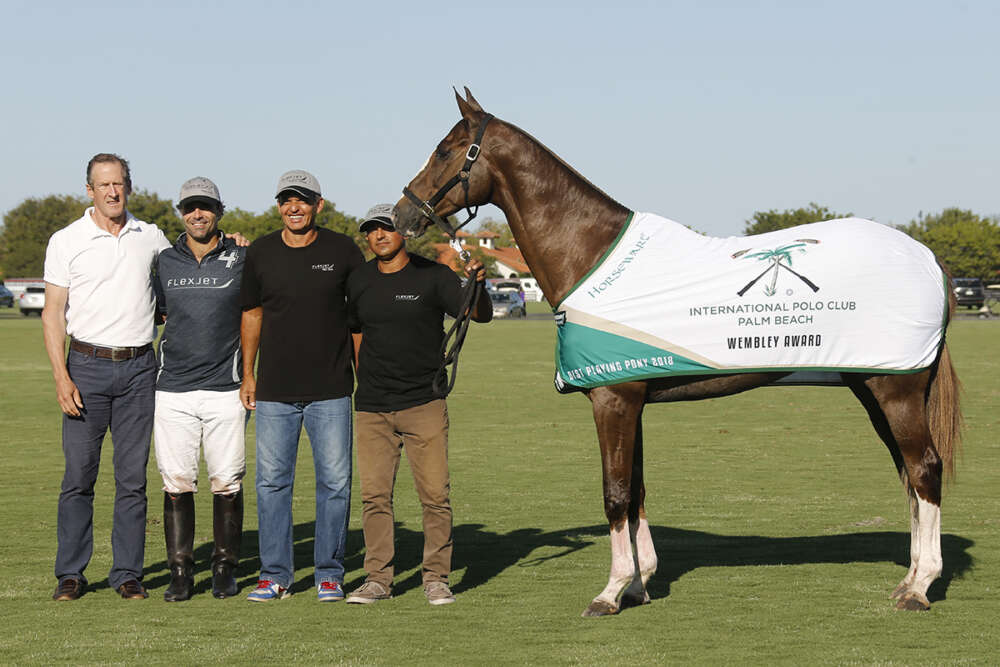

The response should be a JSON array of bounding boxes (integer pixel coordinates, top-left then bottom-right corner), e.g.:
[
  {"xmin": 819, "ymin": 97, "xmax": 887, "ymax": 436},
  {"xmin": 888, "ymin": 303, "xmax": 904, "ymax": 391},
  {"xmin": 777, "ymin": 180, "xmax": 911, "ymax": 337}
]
[{"xmin": 732, "ymin": 240, "xmax": 821, "ymax": 297}]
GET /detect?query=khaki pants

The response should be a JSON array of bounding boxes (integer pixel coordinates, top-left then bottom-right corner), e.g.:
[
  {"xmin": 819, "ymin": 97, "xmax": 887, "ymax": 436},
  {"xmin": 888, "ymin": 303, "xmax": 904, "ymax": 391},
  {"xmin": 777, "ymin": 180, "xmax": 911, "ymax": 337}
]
[{"xmin": 356, "ymin": 400, "xmax": 451, "ymax": 587}]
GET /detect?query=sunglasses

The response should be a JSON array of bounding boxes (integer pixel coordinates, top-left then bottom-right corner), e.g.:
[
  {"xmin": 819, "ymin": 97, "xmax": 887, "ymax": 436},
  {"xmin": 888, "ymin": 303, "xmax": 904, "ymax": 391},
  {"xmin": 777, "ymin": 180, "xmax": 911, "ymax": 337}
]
[
  {"xmin": 179, "ymin": 201, "xmax": 219, "ymax": 215},
  {"xmin": 361, "ymin": 220, "xmax": 396, "ymax": 234},
  {"xmin": 277, "ymin": 192, "xmax": 319, "ymax": 206}
]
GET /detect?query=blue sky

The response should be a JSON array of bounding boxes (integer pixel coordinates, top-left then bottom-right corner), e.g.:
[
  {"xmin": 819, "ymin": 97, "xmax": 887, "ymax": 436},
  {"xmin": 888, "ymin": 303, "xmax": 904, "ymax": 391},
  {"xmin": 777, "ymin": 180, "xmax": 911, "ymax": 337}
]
[{"xmin": 1, "ymin": 0, "xmax": 996, "ymax": 236}]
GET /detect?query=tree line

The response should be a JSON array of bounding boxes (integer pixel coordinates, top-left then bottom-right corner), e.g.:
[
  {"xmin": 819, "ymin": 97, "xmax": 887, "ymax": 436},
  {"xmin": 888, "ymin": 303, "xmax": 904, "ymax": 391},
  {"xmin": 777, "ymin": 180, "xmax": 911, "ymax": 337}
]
[
  {"xmin": 0, "ymin": 192, "xmax": 446, "ymax": 279},
  {"xmin": 1, "ymin": 194, "xmax": 997, "ymax": 283},
  {"xmin": 744, "ymin": 203, "xmax": 1000, "ymax": 282}
]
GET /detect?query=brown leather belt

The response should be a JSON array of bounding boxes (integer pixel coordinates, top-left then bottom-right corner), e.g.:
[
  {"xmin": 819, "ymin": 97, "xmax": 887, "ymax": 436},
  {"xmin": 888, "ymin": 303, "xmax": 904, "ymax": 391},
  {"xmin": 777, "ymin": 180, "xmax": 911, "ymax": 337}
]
[{"xmin": 70, "ymin": 339, "xmax": 152, "ymax": 361}]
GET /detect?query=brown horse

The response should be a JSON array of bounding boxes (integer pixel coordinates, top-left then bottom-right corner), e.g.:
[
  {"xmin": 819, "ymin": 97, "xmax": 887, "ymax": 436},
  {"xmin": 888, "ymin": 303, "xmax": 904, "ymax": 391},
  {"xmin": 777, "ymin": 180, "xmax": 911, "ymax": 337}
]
[{"xmin": 394, "ymin": 89, "xmax": 962, "ymax": 616}]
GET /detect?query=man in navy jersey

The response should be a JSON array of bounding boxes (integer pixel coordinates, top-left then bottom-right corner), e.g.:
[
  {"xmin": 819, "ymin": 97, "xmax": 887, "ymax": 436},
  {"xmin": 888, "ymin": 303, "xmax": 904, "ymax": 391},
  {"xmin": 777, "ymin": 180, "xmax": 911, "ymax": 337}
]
[
  {"xmin": 153, "ymin": 177, "xmax": 246, "ymax": 601},
  {"xmin": 240, "ymin": 170, "xmax": 364, "ymax": 602},
  {"xmin": 345, "ymin": 204, "xmax": 491, "ymax": 606}
]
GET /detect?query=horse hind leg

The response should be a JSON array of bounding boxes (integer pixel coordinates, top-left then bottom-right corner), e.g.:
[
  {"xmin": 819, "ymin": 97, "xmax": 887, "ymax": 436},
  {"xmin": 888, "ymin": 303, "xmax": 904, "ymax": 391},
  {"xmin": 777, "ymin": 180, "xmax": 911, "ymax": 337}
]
[
  {"xmin": 621, "ymin": 417, "xmax": 657, "ymax": 608},
  {"xmin": 851, "ymin": 372, "xmax": 943, "ymax": 611},
  {"xmin": 896, "ymin": 484, "xmax": 942, "ymax": 611},
  {"xmin": 582, "ymin": 383, "xmax": 646, "ymax": 617}
]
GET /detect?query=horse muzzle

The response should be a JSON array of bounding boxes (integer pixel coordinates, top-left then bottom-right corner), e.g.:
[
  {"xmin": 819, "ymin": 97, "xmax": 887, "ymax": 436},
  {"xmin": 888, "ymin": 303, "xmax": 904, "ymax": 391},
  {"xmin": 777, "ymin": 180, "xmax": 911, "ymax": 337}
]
[{"xmin": 393, "ymin": 196, "xmax": 434, "ymax": 238}]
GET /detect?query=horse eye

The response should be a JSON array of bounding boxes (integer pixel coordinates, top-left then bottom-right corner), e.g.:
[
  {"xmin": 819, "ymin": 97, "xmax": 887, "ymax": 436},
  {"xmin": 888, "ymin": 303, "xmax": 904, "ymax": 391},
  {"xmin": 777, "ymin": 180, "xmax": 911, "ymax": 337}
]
[{"xmin": 436, "ymin": 146, "xmax": 451, "ymax": 159}]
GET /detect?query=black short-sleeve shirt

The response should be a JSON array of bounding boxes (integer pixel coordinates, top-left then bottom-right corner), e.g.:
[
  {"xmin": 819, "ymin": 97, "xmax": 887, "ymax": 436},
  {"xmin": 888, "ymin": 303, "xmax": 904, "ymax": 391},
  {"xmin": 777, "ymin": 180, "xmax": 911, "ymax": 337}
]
[
  {"xmin": 347, "ymin": 254, "xmax": 463, "ymax": 412},
  {"xmin": 241, "ymin": 227, "xmax": 364, "ymax": 402}
]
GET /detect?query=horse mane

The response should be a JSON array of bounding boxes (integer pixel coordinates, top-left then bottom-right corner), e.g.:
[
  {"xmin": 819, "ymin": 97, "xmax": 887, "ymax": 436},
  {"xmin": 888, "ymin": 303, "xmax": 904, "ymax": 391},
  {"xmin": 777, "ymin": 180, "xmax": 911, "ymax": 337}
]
[
  {"xmin": 480, "ymin": 116, "xmax": 630, "ymax": 305},
  {"xmin": 497, "ymin": 118, "xmax": 629, "ymax": 212}
]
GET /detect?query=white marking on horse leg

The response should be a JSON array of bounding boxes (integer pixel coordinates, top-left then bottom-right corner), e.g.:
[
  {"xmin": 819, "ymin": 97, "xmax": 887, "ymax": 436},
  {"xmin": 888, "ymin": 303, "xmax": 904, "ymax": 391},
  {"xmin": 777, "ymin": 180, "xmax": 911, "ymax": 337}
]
[
  {"xmin": 908, "ymin": 495, "xmax": 942, "ymax": 596},
  {"xmin": 892, "ymin": 480, "xmax": 919, "ymax": 598},
  {"xmin": 635, "ymin": 517, "xmax": 658, "ymax": 587},
  {"xmin": 620, "ymin": 517, "xmax": 657, "ymax": 606},
  {"xmin": 593, "ymin": 523, "xmax": 635, "ymax": 607}
]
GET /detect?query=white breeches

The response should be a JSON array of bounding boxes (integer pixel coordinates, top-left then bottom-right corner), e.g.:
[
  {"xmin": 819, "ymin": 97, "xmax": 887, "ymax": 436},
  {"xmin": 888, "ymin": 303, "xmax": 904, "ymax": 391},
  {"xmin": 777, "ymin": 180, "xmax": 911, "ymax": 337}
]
[{"xmin": 154, "ymin": 389, "xmax": 247, "ymax": 495}]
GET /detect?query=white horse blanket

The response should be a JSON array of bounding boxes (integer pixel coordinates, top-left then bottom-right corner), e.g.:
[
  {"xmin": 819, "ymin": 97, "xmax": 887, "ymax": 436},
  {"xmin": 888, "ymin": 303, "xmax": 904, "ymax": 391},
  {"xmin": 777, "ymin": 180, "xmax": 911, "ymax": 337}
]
[{"xmin": 554, "ymin": 213, "xmax": 947, "ymax": 390}]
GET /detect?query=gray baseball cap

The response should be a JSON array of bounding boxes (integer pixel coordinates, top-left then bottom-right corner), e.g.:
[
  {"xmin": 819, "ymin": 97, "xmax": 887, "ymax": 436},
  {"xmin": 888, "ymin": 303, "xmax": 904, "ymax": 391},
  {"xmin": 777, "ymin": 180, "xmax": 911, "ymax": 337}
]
[
  {"xmin": 275, "ymin": 169, "xmax": 321, "ymax": 200},
  {"xmin": 177, "ymin": 176, "xmax": 221, "ymax": 209},
  {"xmin": 359, "ymin": 203, "xmax": 396, "ymax": 232}
]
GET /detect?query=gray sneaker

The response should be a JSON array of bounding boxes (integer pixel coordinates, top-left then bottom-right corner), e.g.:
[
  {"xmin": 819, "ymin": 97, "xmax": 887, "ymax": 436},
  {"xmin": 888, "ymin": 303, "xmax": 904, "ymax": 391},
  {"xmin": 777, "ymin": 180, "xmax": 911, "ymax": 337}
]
[
  {"xmin": 424, "ymin": 581, "xmax": 455, "ymax": 606},
  {"xmin": 345, "ymin": 580, "xmax": 392, "ymax": 604}
]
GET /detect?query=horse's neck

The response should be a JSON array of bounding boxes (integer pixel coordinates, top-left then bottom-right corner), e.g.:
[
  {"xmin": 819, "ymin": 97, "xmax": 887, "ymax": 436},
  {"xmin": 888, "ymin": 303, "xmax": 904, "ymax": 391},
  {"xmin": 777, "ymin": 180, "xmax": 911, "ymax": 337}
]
[{"xmin": 490, "ymin": 123, "xmax": 629, "ymax": 306}]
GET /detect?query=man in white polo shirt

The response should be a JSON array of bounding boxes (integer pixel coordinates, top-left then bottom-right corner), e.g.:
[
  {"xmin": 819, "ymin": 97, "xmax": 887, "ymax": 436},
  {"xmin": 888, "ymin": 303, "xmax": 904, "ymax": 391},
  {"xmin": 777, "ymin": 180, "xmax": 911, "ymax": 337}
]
[{"xmin": 42, "ymin": 153, "xmax": 172, "ymax": 601}]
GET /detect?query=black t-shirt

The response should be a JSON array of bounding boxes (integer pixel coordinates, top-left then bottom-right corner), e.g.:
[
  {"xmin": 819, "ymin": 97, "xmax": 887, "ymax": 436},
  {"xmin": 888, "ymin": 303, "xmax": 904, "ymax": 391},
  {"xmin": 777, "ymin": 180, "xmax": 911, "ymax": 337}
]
[
  {"xmin": 347, "ymin": 254, "xmax": 463, "ymax": 412},
  {"xmin": 240, "ymin": 227, "xmax": 364, "ymax": 402}
]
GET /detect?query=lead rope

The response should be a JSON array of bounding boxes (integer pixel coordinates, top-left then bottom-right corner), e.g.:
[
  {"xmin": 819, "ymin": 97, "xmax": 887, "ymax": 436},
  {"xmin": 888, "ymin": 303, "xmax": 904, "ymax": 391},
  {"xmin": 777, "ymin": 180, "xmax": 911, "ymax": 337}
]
[{"xmin": 432, "ymin": 243, "xmax": 483, "ymax": 398}]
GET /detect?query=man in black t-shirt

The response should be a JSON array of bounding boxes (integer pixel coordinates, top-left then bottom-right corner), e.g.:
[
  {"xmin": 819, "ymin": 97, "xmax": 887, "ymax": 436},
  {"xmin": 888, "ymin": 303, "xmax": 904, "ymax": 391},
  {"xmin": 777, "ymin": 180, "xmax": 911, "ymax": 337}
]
[
  {"xmin": 344, "ymin": 204, "xmax": 491, "ymax": 606},
  {"xmin": 239, "ymin": 170, "xmax": 364, "ymax": 603}
]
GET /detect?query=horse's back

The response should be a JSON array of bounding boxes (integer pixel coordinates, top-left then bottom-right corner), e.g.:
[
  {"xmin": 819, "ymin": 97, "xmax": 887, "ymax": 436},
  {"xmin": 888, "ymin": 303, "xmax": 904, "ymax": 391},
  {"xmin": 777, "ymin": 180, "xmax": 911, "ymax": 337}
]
[{"xmin": 555, "ymin": 213, "xmax": 948, "ymax": 390}]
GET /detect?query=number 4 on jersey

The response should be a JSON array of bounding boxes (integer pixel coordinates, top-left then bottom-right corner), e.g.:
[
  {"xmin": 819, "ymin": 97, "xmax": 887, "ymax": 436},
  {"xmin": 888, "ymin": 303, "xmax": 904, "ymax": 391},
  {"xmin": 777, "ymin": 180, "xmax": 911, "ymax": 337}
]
[{"xmin": 218, "ymin": 251, "xmax": 238, "ymax": 269}]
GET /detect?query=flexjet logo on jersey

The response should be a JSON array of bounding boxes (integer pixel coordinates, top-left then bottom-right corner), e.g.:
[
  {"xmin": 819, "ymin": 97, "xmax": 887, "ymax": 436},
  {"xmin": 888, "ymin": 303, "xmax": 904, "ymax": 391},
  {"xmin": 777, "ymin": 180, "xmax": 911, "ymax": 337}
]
[
  {"xmin": 395, "ymin": 294, "xmax": 420, "ymax": 301},
  {"xmin": 165, "ymin": 277, "xmax": 234, "ymax": 289},
  {"xmin": 312, "ymin": 263, "xmax": 336, "ymax": 271}
]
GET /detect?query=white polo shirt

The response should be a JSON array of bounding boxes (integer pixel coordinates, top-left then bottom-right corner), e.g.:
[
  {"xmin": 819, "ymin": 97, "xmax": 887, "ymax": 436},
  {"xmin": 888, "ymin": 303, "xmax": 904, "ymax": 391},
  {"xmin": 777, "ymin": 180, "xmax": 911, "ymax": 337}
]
[{"xmin": 44, "ymin": 207, "xmax": 170, "ymax": 347}]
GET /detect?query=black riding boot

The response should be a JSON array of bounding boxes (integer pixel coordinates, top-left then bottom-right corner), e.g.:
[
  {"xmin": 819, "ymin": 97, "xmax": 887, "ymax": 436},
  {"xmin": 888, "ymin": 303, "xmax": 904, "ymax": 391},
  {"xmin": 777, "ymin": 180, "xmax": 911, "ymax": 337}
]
[
  {"xmin": 211, "ymin": 489, "xmax": 243, "ymax": 599},
  {"xmin": 163, "ymin": 492, "xmax": 195, "ymax": 602}
]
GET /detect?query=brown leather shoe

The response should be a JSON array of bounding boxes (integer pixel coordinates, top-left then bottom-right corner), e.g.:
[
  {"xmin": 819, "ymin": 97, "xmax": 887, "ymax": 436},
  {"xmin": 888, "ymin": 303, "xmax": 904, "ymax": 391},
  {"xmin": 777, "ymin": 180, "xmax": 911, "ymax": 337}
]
[
  {"xmin": 117, "ymin": 579, "xmax": 149, "ymax": 599},
  {"xmin": 53, "ymin": 578, "xmax": 83, "ymax": 601}
]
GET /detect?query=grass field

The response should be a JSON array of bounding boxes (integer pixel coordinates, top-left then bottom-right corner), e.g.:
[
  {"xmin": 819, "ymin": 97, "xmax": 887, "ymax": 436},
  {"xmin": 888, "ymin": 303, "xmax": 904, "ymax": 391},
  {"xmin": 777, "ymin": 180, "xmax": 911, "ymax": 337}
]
[{"xmin": 0, "ymin": 307, "xmax": 998, "ymax": 664}]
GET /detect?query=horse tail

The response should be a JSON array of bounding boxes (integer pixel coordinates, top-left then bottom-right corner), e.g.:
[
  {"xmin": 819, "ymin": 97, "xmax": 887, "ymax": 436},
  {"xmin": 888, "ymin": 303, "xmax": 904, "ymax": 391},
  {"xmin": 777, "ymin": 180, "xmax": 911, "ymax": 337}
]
[
  {"xmin": 928, "ymin": 340, "xmax": 962, "ymax": 485},
  {"xmin": 925, "ymin": 263, "xmax": 962, "ymax": 484}
]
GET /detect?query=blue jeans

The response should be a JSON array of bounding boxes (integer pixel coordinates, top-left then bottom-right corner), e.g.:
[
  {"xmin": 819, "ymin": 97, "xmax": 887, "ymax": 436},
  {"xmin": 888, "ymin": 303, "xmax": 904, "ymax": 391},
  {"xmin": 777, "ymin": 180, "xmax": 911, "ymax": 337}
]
[{"xmin": 254, "ymin": 398, "xmax": 352, "ymax": 588}]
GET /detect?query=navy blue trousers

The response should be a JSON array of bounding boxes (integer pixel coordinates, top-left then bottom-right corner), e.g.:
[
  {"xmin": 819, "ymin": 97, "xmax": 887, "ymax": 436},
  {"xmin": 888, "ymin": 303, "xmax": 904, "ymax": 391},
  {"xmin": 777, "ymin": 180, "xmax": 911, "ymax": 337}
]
[{"xmin": 55, "ymin": 347, "xmax": 155, "ymax": 589}]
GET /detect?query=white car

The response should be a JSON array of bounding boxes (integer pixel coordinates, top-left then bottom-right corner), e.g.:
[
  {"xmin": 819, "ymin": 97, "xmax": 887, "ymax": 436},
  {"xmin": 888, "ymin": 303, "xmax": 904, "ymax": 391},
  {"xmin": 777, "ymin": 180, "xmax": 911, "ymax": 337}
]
[
  {"xmin": 490, "ymin": 291, "xmax": 526, "ymax": 318},
  {"xmin": 518, "ymin": 278, "xmax": 544, "ymax": 302},
  {"xmin": 19, "ymin": 286, "xmax": 45, "ymax": 316}
]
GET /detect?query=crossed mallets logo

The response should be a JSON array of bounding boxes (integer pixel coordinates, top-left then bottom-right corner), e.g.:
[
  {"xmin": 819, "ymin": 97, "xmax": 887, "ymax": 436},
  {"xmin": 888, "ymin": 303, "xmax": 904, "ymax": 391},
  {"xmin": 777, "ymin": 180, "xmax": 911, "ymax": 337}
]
[{"xmin": 732, "ymin": 240, "xmax": 821, "ymax": 297}]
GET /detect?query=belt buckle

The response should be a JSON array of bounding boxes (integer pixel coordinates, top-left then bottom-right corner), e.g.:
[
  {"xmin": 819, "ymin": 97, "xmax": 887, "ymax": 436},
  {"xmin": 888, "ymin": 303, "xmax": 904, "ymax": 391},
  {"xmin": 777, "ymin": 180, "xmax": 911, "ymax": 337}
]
[{"xmin": 109, "ymin": 347, "xmax": 132, "ymax": 362}]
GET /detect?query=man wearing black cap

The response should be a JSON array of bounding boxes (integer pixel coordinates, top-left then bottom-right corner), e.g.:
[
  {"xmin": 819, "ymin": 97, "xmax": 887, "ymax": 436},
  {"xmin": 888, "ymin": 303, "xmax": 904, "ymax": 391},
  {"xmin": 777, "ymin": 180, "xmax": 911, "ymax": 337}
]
[
  {"xmin": 240, "ymin": 170, "xmax": 364, "ymax": 602},
  {"xmin": 152, "ymin": 177, "xmax": 247, "ymax": 601},
  {"xmin": 345, "ymin": 204, "xmax": 491, "ymax": 606}
]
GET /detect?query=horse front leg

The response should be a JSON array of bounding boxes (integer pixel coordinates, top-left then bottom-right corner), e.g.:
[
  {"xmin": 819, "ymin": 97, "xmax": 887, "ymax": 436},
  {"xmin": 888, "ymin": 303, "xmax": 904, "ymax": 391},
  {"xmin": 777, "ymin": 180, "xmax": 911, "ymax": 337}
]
[
  {"xmin": 622, "ymin": 418, "xmax": 657, "ymax": 608},
  {"xmin": 582, "ymin": 383, "xmax": 646, "ymax": 617}
]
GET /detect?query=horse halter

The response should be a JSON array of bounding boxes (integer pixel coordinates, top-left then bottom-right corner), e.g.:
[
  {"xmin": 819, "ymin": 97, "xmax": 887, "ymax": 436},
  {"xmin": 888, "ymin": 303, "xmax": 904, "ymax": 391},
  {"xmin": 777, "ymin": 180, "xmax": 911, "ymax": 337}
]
[
  {"xmin": 402, "ymin": 114, "xmax": 494, "ymax": 243},
  {"xmin": 401, "ymin": 115, "xmax": 494, "ymax": 398}
]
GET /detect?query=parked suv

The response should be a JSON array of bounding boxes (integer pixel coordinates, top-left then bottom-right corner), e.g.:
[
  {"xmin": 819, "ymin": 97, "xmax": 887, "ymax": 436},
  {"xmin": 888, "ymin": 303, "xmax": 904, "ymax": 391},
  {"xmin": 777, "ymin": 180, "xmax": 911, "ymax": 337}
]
[
  {"xmin": 0, "ymin": 285, "xmax": 13, "ymax": 308},
  {"xmin": 19, "ymin": 286, "xmax": 45, "ymax": 316},
  {"xmin": 952, "ymin": 277, "xmax": 985, "ymax": 309}
]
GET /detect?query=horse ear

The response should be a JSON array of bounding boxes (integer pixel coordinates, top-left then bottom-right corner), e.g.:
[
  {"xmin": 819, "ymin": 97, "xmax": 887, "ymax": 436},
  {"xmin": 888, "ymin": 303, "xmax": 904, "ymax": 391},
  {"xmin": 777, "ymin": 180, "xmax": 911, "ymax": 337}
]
[
  {"xmin": 454, "ymin": 87, "xmax": 478, "ymax": 123},
  {"xmin": 464, "ymin": 87, "xmax": 484, "ymax": 112}
]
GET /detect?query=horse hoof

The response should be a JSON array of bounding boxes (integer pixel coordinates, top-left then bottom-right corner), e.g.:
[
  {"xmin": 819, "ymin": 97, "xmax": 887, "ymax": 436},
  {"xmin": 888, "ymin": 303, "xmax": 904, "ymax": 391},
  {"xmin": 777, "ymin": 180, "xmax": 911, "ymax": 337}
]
[
  {"xmin": 620, "ymin": 590, "xmax": 651, "ymax": 609},
  {"xmin": 889, "ymin": 582, "xmax": 909, "ymax": 600},
  {"xmin": 581, "ymin": 599, "xmax": 618, "ymax": 617},
  {"xmin": 895, "ymin": 592, "xmax": 930, "ymax": 611}
]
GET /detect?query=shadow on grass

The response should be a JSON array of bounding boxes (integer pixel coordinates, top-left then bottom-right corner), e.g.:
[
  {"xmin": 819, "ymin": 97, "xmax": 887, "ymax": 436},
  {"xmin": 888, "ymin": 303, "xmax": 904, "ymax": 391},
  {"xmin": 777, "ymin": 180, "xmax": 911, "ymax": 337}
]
[
  {"xmin": 135, "ymin": 522, "xmax": 589, "ymax": 597},
  {"xmin": 100, "ymin": 522, "xmax": 973, "ymax": 605},
  {"xmin": 448, "ymin": 524, "xmax": 973, "ymax": 605},
  {"xmin": 643, "ymin": 527, "xmax": 973, "ymax": 605},
  {"xmin": 135, "ymin": 522, "xmax": 367, "ymax": 596}
]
